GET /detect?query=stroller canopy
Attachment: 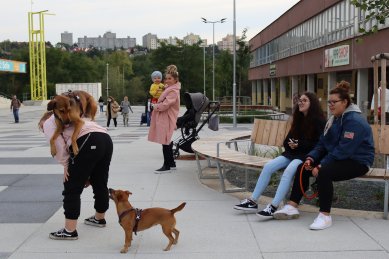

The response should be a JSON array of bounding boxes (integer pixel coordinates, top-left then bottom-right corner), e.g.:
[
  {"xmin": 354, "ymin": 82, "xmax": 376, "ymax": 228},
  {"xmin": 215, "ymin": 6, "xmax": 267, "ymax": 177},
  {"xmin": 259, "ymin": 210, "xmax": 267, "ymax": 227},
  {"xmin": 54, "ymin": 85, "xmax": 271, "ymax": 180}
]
[{"xmin": 183, "ymin": 92, "xmax": 210, "ymax": 124}]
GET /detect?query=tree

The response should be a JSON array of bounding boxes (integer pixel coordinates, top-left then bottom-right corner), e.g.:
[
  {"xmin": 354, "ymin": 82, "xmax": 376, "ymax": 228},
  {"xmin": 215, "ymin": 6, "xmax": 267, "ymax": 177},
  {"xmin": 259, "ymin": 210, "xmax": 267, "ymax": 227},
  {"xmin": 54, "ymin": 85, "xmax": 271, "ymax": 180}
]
[
  {"xmin": 351, "ymin": 0, "xmax": 389, "ymax": 35},
  {"xmin": 236, "ymin": 28, "xmax": 251, "ymax": 98}
]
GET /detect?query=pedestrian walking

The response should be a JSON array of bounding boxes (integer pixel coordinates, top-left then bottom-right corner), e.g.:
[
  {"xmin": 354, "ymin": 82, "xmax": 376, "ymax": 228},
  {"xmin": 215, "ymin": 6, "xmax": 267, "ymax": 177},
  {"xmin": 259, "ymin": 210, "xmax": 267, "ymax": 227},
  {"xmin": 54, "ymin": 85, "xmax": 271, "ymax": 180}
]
[{"xmin": 10, "ymin": 95, "xmax": 21, "ymax": 123}]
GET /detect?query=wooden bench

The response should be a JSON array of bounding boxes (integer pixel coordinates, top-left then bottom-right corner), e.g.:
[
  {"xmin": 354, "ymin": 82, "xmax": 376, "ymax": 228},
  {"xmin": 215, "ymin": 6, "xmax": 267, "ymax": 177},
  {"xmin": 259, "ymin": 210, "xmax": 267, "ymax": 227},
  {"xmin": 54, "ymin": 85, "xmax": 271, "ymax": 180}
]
[{"xmin": 192, "ymin": 118, "xmax": 389, "ymax": 219}]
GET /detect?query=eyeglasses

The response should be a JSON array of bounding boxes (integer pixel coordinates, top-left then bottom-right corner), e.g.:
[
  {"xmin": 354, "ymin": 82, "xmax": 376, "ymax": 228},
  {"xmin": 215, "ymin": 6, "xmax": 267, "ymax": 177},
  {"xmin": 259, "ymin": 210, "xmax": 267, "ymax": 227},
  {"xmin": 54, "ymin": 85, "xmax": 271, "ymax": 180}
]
[
  {"xmin": 298, "ymin": 98, "xmax": 309, "ymax": 104},
  {"xmin": 327, "ymin": 99, "xmax": 342, "ymax": 105}
]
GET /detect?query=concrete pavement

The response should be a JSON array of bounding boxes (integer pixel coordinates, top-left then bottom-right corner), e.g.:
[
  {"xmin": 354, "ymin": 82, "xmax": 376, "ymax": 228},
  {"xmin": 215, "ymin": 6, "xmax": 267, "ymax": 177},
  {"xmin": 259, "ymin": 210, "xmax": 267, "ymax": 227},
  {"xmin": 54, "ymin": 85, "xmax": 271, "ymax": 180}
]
[{"xmin": 0, "ymin": 105, "xmax": 388, "ymax": 259}]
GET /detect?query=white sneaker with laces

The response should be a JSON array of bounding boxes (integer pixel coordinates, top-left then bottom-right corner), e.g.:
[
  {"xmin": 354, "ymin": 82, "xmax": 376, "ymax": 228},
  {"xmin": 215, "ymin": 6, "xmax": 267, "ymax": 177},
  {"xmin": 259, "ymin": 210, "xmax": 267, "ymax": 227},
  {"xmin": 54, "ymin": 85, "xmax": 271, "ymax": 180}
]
[
  {"xmin": 309, "ymin": 213, "xmax": 332, "ymax": 230},
  {"xmin": 273, "ymin": 204, "xmax": 300, "ymax": 220}
]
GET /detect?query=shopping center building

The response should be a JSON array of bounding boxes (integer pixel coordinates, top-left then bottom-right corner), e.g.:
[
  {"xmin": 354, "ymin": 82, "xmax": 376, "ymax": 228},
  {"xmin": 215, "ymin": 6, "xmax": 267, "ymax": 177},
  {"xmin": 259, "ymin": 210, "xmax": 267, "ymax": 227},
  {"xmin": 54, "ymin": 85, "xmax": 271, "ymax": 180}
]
[{"xmin": 248, "ymin": 0, "xmax": 389, "ymax": 115}]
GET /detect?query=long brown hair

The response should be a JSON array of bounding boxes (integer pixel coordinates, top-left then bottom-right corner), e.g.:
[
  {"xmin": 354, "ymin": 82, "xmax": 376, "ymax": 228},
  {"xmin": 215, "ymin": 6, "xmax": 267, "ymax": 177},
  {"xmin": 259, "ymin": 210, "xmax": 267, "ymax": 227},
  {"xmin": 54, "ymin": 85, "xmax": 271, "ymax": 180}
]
[{"xmin": 290, "ymin": 92, "xmax": 325, "ymax": 140}]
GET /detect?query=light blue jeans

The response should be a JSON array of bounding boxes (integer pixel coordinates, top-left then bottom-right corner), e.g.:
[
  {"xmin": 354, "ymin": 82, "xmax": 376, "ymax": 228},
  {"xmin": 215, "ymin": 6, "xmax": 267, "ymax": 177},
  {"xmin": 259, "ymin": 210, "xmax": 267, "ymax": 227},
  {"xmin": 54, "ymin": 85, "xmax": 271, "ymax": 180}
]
[{"xmin": 251, "ymin": 155, "xmax": 302, "ymax": 207}]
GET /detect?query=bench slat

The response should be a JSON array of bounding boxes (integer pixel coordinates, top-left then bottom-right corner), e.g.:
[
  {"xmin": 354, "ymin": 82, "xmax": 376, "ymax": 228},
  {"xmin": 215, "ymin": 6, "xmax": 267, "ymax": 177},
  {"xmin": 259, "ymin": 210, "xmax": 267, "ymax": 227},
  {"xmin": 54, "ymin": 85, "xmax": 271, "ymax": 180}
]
[
  {"xmin": 275, "ymin": 121, "xmax": 287, "ymax": 147},
  {"xmin": 268, "ymin": 120, "xmax": 280, "ymax": 146},
  {"xmin": 362, "ymin": 168, "xmax": 387, "ymax": 179}
]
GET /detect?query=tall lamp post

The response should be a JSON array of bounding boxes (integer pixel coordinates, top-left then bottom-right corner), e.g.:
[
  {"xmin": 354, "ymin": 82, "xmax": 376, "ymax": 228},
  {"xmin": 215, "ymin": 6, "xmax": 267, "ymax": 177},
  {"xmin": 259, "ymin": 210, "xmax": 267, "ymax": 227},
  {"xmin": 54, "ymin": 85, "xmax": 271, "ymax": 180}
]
[
  {"xmin": 106, "ymin": 63, "xmax": 109, "ymax": 98},
  {"xmin": 232, "ymin": 0, "xmax": 237, "ymax": 128},
  {"xmin": 201, "ymin": 17, "xmax": 226, "ymax": 101}
]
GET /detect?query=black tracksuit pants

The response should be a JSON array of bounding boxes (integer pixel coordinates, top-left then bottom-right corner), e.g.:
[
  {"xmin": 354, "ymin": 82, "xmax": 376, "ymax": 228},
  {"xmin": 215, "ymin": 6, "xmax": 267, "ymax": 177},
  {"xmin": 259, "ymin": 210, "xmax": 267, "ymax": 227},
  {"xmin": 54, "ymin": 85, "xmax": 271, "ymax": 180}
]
[
  {"xmin": 63, "ymin": 132, "xmax": 113, "ymax": 220},
  {"xmin": 290, "ymin": 159, "xmax": 368, "ymax": 213}
]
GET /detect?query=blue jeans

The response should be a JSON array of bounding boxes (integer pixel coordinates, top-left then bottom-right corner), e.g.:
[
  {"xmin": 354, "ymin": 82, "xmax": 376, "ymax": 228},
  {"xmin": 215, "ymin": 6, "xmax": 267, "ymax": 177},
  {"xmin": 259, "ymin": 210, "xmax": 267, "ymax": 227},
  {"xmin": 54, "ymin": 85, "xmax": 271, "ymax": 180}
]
[
  {"xmin": 13, "ymin": 108, "xmax": 19, "ymax": 123},
  {"xmin": 146, "ymin": 112, "xmax": 151, "ymax": 126},
  {"xmin": 251, "ymin": 155, "xmax": 302, "ymax": 207}
]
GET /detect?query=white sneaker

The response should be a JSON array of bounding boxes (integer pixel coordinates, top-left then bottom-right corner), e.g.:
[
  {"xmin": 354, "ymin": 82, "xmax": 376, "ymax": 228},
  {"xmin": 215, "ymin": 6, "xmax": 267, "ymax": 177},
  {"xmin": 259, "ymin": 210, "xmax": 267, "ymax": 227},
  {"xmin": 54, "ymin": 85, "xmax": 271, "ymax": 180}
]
[
  {"xmin": 273, "ymin": 204, "xmax": 300, "ymax": 220},
  {"xmin": 309, "ymin": 213, "xmax": 332, "ymax": 230}
]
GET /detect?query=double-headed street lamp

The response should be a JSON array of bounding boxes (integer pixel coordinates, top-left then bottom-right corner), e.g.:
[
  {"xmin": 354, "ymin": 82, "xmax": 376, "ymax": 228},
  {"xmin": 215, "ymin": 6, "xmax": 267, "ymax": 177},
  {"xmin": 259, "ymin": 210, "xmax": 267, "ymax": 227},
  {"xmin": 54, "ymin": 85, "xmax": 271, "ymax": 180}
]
[{"xmin": 201, "ymin": 17, "xmax": 226, "ymax": 101}]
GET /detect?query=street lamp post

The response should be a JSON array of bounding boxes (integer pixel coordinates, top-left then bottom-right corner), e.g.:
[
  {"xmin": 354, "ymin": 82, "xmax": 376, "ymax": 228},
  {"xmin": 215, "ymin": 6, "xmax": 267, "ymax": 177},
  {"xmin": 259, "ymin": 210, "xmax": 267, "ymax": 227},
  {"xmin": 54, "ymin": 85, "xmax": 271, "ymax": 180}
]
[
  {"xmin": 106, "ymin": 63, "xmax": 109, "ymax": 98},
  {"xmin": 201, "ymin": 17, "xmax": 226, "ymax": 101},
  {"xmin": 232, "ymin": 0, "xmax": 237, "ymax": 128},
  {"xmin": 203, "ymin": 45, "xmax": 206, "ymax": 95}
]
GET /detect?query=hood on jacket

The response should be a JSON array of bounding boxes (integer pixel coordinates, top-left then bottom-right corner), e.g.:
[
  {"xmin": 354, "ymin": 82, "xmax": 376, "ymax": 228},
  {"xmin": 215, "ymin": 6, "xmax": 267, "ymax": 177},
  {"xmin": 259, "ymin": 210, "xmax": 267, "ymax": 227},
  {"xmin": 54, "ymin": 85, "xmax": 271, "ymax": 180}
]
[{"xmin": 324, "ymin": 104, "xmax": 362, "ymax": 136}]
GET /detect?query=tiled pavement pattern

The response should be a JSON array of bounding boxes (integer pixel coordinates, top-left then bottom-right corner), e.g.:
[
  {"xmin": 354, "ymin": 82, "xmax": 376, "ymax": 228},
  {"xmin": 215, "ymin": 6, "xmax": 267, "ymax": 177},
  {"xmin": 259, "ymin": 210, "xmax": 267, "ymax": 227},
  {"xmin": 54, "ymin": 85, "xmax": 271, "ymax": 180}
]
[{"xmin": 0, "ymin": 105, "xmax": 388, "ymax": 259}]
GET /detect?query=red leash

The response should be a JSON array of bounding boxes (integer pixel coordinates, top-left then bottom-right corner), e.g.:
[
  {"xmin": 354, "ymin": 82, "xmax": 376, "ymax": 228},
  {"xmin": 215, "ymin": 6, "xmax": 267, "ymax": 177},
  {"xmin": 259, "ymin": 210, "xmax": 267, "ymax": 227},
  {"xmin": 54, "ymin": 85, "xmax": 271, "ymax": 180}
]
[{"xmin": 299, "ymin": 162, "xmax": 318, "ymax": 200}]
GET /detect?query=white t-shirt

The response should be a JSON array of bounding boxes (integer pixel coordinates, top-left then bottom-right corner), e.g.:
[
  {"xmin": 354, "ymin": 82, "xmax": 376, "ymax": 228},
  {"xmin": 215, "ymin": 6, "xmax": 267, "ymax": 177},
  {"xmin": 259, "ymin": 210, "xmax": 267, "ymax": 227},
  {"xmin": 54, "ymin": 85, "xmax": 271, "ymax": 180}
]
[{"xmin": 371, "ymin": 87, "xmax": 389, "ymax": 113}]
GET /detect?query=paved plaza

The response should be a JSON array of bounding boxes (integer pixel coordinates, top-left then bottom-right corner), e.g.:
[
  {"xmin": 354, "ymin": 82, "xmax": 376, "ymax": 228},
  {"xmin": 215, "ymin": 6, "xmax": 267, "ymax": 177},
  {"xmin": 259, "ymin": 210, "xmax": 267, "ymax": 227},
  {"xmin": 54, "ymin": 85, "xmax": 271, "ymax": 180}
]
[{"xmin": 0, "ymin": 105, "xmax": 388, "ymax": 259}]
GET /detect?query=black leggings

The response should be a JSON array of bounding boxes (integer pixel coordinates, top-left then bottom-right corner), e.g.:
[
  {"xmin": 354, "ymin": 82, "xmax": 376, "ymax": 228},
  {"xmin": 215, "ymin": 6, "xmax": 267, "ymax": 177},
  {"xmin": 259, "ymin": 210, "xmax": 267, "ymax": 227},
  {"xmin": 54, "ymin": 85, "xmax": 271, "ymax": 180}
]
[
  {"xmin": 63, "ymin": 132, "xmax": 113, "ymax": 220},
  {"xmin": 107, "ymin": 113, "xmax": 117, "ymax": 127},
  {"xmin": 290, "ymin": 159, "xmax": 368, "ymax": 213}
]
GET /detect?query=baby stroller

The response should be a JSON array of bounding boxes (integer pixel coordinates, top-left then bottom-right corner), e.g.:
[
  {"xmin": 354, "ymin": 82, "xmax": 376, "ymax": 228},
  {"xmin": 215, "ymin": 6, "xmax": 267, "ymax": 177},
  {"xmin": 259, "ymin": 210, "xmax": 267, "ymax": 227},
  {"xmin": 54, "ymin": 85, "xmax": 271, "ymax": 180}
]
[{"xmin": 173, "ymin": 92, "xmax": 220, "ymax": 158}]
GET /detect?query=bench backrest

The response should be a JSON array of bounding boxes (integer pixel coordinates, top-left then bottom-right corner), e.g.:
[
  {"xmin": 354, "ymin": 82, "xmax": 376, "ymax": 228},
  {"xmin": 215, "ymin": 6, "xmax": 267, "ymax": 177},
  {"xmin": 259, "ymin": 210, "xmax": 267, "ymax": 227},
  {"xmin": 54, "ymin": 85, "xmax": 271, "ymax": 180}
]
[
  {"xmin": 371, "ymin": 125, "xmax": 389, "ymax": 155},
  {"xmin": 250, "ymin": 119, "xmax": 291, "ymax": 147},
  {"xmin": 251, "ymin": 119, "xmax": 389, "ymax": 155}
]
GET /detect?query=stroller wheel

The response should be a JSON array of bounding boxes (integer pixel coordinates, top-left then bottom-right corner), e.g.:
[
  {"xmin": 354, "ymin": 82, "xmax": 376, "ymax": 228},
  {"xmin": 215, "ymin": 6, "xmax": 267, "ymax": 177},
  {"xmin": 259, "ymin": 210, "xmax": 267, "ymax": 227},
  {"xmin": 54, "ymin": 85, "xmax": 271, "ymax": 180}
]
[{"xmin": 173, "ymin": 147, "xmax": 180, "ymax": 159}]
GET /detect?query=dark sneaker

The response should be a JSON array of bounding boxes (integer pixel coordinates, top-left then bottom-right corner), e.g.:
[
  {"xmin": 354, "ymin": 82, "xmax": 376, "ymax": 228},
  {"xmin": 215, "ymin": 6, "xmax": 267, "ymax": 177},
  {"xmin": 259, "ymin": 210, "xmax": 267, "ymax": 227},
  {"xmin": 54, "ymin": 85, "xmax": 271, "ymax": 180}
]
[
  {"xmin": 49, "ymin": 228, "xmax": 78, "ymax": 240},
  {"xmin": 234, "ymin": 198, "xmax": 258, "ymax": 211},
  {"xmin": 154, "ymin": 165, "xmax": 171, "ymax": 174},
  {"xmin": 84, "ymin": 216, "xmax": 106, "ymax": 227},
  {"xmin": 256, "ymin": 204, "xmax": 277, "ymax": 219}
]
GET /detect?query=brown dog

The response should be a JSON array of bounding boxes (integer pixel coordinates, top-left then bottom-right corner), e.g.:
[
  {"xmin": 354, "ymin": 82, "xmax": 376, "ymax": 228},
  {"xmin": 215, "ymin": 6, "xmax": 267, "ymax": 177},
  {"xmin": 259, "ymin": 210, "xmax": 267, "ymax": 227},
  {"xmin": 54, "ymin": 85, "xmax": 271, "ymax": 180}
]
[
  {"xmin": 109, "ymin": 188, "xmax": 186, "ymax": 253},
  {"xmin": 47, "ymin": 90, "xmax": 97, "ymax": 157}
]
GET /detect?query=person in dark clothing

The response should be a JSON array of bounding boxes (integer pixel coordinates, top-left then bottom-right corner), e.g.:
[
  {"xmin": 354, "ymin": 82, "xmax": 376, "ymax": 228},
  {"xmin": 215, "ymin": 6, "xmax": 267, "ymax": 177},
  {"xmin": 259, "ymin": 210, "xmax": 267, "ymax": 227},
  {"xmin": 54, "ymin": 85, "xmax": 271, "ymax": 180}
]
[
  {"xmin": 234, "ymin": 92, "xmax": 325, "ymax": 219},
  {"xmin": 274, "ymin": 81, "xmax": 375, "ymax": 230},
  {"xmin": 10, "ymin": 95, "xmax": 21, "ymax": 123},
  {"xmin": 98, "ymin": 96, "xmax": 104, "ymax": 112}
]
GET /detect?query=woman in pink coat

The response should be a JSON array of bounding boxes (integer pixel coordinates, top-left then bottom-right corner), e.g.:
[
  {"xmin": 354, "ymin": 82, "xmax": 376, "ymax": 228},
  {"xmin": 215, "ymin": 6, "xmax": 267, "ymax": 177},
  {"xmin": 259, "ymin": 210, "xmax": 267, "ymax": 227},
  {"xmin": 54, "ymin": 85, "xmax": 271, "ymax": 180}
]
[{"xmin": 148, "ymin": 65, "xmax": 181, "ymax": 173}]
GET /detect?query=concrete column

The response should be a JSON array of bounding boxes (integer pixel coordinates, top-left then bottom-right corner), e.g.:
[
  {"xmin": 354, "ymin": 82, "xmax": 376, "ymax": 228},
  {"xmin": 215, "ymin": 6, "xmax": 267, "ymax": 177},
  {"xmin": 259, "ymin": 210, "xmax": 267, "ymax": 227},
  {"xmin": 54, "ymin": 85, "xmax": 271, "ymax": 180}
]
[
  {"xmin": 280, "ymin": 77, "xmax": 287, "ymax": 112},
  {"xmin": 357, "ymin": 68, "xmax": 369, "ymax": 116},
  {"xmin": 257, "ymin": 80, "xmax": 263, "ymax": 105},
  {"xmin": 291, "ymin": 76, "xmax": 298, "ymax": 105},
  {"xmin": 263, "ymin": 80, "xmax": 269, "ymax": 105},
  {"xmin": 271, "ymin": 78, "xmax": 276, "ymax": 107},
  {"xmin": 307, "ymin": 74, "xmax": 315, "ymax": 93},
  {"xmin": 327, "ymin": 72, "xmax": 337, "ymax": 117},
  {"xmin": 251, "ymin": 81, "xmax": 256, "ymax": 105}
]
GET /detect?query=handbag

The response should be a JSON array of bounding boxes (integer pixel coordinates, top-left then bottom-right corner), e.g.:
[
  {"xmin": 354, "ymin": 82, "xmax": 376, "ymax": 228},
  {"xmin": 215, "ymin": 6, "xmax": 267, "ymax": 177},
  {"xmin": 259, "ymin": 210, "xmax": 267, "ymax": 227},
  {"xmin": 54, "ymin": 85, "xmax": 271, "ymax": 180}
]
[{"xmin": 208, "ymin": 114, "xmax": 219, "ymax": 131}]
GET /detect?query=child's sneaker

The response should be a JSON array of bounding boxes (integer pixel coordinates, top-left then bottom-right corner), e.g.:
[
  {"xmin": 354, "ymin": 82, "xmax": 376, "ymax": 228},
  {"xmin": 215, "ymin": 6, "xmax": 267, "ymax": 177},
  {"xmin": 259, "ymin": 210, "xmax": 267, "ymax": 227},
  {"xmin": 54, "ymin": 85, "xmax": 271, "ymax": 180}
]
[
  {"xmin": 49, "ymin": 228, "xmax": 78, "ymax": 240},
  {"xmin": 256, "ymin": 204, "xmax": 277, "ymax": 219},
  {"xmin": 233, "ymin": 198, "xmax": 258, "ymax": 211},
  {"xmin": 309, "ymin": 213, "xmax": 332, "ymax": 230},
  {"xmin": 273, "ymin": 204, "xmax": 300, "ymax": 220},
  {"xmin": 84, "ymin": 216, "xmax": 106, "ymax": 227}
]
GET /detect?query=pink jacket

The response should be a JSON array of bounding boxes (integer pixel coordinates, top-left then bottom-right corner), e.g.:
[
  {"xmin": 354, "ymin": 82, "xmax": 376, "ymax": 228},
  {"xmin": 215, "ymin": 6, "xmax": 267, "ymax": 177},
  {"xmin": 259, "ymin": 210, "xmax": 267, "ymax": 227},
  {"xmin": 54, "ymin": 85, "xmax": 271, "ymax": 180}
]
[
  {"xmin": 43, "ymin": 114, "xmax": 107, "ymax": 170},
  {"xmin": 148, "ymin": 82, "xmax": 181, "ymax": 145}
]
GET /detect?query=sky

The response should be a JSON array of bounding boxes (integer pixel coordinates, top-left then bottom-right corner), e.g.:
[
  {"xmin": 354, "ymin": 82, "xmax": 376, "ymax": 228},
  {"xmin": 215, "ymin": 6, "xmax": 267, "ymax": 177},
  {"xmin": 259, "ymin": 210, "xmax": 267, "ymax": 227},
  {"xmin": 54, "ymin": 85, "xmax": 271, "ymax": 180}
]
[{"xmin": 2, "ymin": 0, "xmax": 300, "ymax": 45}]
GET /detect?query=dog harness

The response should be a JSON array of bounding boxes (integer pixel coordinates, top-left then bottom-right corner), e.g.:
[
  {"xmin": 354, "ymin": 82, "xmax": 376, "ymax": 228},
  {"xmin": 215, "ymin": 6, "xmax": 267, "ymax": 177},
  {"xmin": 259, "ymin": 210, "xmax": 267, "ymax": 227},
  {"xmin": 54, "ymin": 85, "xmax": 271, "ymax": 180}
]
[{"xmin": 118, "ymin": 208, "xmax": 143, "ymax": 235}]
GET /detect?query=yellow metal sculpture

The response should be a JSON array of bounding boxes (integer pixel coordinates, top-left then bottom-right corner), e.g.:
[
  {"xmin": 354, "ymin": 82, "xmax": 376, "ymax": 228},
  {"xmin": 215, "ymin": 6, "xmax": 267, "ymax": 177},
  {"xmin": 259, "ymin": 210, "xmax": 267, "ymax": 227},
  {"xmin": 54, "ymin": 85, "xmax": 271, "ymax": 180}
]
[{"xmin": 28, "ymin": 10, "xmax": 52, "ymax": 101}]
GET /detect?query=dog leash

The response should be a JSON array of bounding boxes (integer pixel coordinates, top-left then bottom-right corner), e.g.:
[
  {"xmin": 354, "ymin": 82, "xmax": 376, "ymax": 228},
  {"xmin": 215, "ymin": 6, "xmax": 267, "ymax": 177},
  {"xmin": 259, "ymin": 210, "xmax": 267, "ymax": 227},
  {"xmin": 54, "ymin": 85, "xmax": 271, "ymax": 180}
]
[
  {"xmin": 69, "ymin": 133, "xmax": 91, "ymax": 164},
  {"xmin": 299, "ymin": 162, "xmax": 319, "ymax": 200},
  {"xmin": 118, "ymin": 208, "xmax": 143, "ymax": 235}
]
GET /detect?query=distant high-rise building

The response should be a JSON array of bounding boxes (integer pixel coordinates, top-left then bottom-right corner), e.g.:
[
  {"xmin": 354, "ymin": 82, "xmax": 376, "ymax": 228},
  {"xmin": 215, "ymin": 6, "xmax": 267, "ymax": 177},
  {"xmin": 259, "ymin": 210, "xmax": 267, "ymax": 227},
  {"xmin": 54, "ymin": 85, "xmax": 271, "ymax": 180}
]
[
  {"xmin": 158, "ymin": 36, "xmax": 178, "ymax": 46},
  {"xmin": 142, "ymin": 33, "xmax": 158, "ymax": 50},
  {"xmin": 217, "ymin": 34, "xmax": 241, "ymax": 53},
  {"xmin": 182, "ymin": 33, "xmax": 204, "ymax": 46},
  {"xmin": 61, "ymin": 31, "xmax": 73, "ymax": 46},
  {"xmin": 77, "ymin": 31, "xmax": 136, "ymax": 50}
]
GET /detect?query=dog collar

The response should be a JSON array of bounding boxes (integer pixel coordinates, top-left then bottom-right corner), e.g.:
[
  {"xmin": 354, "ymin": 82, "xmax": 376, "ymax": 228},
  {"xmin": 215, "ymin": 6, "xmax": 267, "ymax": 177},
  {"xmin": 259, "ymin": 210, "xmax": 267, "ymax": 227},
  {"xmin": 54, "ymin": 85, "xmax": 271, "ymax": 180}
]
[{"xmin": 118, "ymin": 208, "xmax": 135, "ymax": 224}]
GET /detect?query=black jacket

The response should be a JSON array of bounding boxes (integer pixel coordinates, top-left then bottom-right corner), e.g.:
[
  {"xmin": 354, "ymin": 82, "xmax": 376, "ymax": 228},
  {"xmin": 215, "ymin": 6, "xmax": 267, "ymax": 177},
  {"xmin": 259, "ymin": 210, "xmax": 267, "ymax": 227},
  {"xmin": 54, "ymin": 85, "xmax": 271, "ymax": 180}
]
[{"xmin": 282, "ymin": 118, "xmax": 326, "ymax": 161}]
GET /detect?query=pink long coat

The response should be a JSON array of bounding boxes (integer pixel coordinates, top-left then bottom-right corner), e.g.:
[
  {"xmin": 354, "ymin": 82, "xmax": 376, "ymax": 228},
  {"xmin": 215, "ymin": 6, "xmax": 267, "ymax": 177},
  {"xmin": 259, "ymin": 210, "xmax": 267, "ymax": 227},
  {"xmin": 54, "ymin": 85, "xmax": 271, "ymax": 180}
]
[{"xmin": 148, "ymin": 82, "xmax": 181, "ymax": 145}]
